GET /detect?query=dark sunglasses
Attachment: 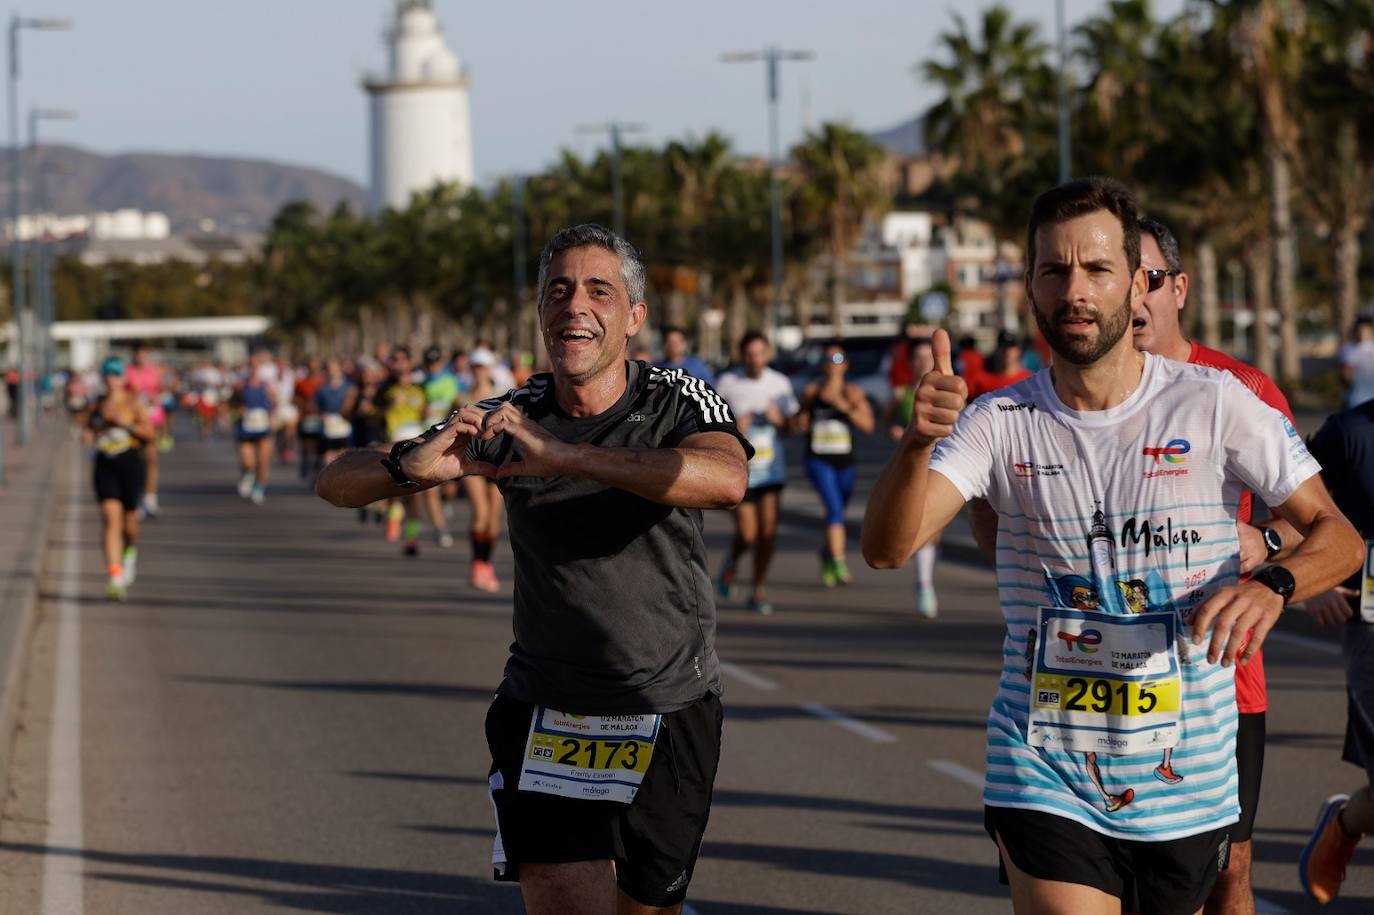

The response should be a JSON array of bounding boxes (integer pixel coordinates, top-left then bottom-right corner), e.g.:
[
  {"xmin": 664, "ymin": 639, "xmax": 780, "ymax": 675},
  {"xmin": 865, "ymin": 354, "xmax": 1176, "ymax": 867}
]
[{"xmin": 1146, "ymin": 268, "xmax": 1180, "ymax": 292}]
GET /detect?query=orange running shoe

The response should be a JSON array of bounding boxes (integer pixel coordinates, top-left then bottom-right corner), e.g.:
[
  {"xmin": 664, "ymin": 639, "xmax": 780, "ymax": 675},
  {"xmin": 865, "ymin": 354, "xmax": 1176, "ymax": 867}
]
[
  {"xmin": 1154, "ymin": 763, "xmax": 1183, "ymax": 784},
  {"xmin": 470, "ymin": 560, "xmax": 500, "ymax": 592},
  {"xmin": 385, "ymin": 504, "xmax": 403, "ymax": 543},
  {"xmin": 1105, "ymin": 788, "xmax": 1135, "ymax": 814},
  {"xmin": 1301, "ymin": 794, "xmax": 1362, "ymax": 904}
]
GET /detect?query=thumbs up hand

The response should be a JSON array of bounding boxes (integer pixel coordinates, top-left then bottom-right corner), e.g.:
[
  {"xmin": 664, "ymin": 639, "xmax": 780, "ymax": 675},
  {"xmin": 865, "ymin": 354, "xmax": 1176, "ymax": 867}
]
[{"xmin": 907, "ymin": 328, "xmax": 968, "ymax": 449}]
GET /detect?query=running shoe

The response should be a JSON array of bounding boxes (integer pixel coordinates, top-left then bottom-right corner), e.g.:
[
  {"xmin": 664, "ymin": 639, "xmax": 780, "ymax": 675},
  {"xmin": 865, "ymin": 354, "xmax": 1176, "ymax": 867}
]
[
  {"xmin": 141, "ymin": 493, "xmax": 160, "ymax": 518},
  {"xmin": 105, "ymin": 578, "xmax": 127, "ymax": 603},
  {"xmin": 403, "ymin": 541, "xmax": 419, "ymax": 557},
  {"xmin": 237, "ymin": 473, "xmax": 254, "ymax": 499},
  {"xmin": 747, "ymin": 594, "xmax": 774, "ymax": 616},
  {"xmin": 282, "ymin": 448, "xmax": 297, "ymax": 464},
  {"xmin": 157, "ymin": 434, "xmax": 174, "ymax": 453},
  {"xmin": 1104, "ymin": 789, "xmax": 1134, "ymax": 813},
  {"xmin": 470, "ymin": 560, "xmax": 500, "ymax": 592},
  {"xmin": 916, "ymin": 587, "xmax": 938, "ymax": 619},
  {"xmin": 1301, "ymin": 793, "xmax": 1361, "ymax": 904},
  {"xmin": 821, "ymin": 558, "xmax": 839, "ymax": 588},
  {"xmin": 1153, "ymin": 763, "xmax": 1183, "ymax": 784},
  {"xmin": 250, "ymin": 485, "xmax": 266, "ymax": 506},
  {"xmin": 385, "ymin": 505, "xmax": 403, "ymax": 543},
  {"xmin": 436, "ymin": 529, "xmax": 455, "ymax": 549},
  {"xmin": 833, "ymin": 559, "xmax": 852, "ymax": 585},
  {"xmin": 121, "ymin": 547, "xmax": 138, "ymax": 587},
  {"xmin": 715, "ymin": 562, "xmax": 736, "ymax": 600}
]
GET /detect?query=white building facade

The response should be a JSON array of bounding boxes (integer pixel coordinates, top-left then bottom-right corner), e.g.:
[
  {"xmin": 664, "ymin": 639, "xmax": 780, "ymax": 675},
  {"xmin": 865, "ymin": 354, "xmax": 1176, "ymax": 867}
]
[{"xmin": 364, "ymin": 0, "xmax": 474, "ymax": 213}]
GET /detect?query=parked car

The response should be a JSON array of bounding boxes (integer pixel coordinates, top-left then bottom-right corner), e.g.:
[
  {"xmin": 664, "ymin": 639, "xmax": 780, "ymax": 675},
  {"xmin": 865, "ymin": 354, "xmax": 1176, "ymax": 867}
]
[{"xmin": 777, "ymin": 336, "xmax": 896, "ymax": 410}]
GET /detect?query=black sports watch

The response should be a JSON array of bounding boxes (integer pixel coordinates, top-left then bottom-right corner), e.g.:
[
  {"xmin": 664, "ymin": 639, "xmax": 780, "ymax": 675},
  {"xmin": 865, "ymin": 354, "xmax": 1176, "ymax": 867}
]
[
  {"xmin": 380, "ymin": 439, "xmax": 423, "ymax": 489},
  {"xmin": 1251, "ymin": 564, "xmax": 1296, "ymax": 606},
  {"xmin": 1260, "ymin": 525, "xmax": 1283, "ymax": 561}
]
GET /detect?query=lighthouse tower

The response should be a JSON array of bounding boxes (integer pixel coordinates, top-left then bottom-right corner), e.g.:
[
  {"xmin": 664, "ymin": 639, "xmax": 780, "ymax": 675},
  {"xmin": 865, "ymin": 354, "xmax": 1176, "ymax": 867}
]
[{"xmin": 364, "ymin": 1, "xmax": 473, "ymax": 213}]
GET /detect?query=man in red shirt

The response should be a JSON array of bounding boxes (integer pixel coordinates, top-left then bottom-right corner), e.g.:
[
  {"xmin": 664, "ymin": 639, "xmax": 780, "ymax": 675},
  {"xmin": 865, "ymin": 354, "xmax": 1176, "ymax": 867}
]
[{"xmin": 1135, "ymin": 217, "xmax": 1300, "ymax": 915}]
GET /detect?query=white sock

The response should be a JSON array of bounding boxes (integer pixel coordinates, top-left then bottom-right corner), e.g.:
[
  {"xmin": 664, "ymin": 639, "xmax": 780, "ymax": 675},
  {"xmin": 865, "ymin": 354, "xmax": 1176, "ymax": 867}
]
[{"xmin": 915, "ymin": 544, "xmax": 937, "ymax": 589}]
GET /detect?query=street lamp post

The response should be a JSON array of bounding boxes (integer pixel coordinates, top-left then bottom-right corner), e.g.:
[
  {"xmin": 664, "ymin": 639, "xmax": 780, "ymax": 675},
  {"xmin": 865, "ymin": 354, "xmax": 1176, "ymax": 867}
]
[
  {"xmin": 1055, "ymin": 0, "xmax": 1071, "ymax": 183},
  {"xmin": 721, "ymin": 46, "xmax": 813, "ymax": 343},
  {"xmin": 29, "ymin": 106, "xmax": 73, "ymax": 390},
  {"xmin": 575, "ymin": 122, "xmax": 645, "ymax": 240},
  {"xmin": 7, "ymin": 14, "xmax": 70, "ymax": 454}
]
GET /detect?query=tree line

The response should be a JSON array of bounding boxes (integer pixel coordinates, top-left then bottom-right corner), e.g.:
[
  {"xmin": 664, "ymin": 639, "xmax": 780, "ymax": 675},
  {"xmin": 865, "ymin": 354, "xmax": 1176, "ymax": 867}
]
[{"xmin": 23, "ymin": 0, "xmax": 1374, "ymax": 383}]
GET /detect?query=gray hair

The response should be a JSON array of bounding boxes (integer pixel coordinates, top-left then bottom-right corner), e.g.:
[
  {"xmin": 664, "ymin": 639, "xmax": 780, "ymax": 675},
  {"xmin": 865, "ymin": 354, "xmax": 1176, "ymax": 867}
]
[
  {"xmin": 536, "ymin": 224, "xmax": 646, "ymax": 306},
  {"xmin": 1138, "ymin": 217, "xmax": 1183, "ymax": 273}
]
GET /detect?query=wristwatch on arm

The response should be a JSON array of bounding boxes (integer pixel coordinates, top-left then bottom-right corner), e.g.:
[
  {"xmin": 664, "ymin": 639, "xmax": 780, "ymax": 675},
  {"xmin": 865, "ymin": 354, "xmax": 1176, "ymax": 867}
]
[
  {"xmin": 1250, "ymin": 564, "xmax": 1296, "ymax": 607},
  {"xmin": 380, "ymin": 439, "xmax": 422, "ymax": 489},
  {"xmin": 1260, "ymin": 525, "xmax": 1283, "ymax": 562}
]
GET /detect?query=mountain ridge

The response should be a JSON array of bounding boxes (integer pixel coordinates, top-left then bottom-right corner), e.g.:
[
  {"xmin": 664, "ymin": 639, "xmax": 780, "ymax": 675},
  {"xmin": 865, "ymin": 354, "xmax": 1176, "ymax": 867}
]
[{"xmin": 12, "ymin": 144, "xmax": 368, "ymax": 232}]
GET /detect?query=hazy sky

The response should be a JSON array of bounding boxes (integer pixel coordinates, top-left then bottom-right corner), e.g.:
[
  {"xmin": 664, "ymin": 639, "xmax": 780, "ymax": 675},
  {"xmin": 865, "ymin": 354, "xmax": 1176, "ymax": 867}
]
[{"xmin": 28, "ymin": 0, "xmax": 1184, "ymax": 187}]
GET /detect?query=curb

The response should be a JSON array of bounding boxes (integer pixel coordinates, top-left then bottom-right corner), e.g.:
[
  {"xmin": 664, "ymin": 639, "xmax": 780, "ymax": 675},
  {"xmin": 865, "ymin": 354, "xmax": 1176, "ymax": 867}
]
[{"xmin": 0, "ymin": 420, "xmax": 71, "ymax": 808}]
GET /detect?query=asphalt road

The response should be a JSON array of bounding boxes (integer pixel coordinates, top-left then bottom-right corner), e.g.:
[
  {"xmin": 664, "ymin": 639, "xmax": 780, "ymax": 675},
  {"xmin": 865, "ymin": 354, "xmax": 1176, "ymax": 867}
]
[{"xmin": 0, "ymin": 423, "xmax": 1368, "ymax": 914}]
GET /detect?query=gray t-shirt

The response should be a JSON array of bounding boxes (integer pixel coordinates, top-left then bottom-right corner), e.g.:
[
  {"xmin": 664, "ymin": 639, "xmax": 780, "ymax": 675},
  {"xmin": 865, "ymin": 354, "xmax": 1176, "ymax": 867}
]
[{"xmin": 468, "ymin": 360, "xmax": 752, "ymax": 714}]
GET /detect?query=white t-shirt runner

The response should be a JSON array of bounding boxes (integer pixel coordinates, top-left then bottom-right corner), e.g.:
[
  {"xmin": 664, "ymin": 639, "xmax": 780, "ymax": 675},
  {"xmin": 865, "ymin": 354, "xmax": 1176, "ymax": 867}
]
[
  {"xmin": 715, "ymin": 367, "xmax": 799, "ymax": 490},
  {"xmin": 930, "ymin": 353, "xmax": 1320, "ymax": 840}
]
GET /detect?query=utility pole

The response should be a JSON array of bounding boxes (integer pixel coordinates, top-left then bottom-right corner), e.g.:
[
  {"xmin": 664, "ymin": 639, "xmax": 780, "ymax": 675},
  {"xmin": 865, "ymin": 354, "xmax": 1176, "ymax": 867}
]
[
  {"xmin": 510, "ymin": 172, "xmax": 528, "ymax": 349},
  {"xmin": 575, "ymin": 121, "xmax": 645, "ymax": 239},
  {"xmin": 7, "ymin": 13, "xmax": 70, "ymax": 453},
  {"xmin": 721, "ymin": 46, "xmax": 813, "ymax": 341},
  {"xmin": 28, "ymin": 107, "xmax": 72, "ymax": 391},
  {"xmin": 1055, "ymin": 0, "xmax": 1071, "ymax": 183}
]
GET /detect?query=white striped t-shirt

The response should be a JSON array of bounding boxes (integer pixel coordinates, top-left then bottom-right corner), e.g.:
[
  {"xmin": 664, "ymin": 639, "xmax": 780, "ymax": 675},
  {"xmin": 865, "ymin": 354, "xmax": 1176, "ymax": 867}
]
[{"xmin": 930, "ymin": 353, "xmax": 1319, "ymax": 840}]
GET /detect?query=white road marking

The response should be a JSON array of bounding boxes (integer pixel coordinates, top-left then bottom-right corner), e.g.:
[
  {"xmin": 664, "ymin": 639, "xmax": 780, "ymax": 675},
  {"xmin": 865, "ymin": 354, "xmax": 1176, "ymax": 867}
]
[
  {"xmin": 799, "ymin": 702, "xmax": 897, "ymax": 743},
  {"xmin": 1265, "ymin": 630, "xmax": 1340, "ymax": 656},
  {"xmin": 927, "ymin": 759, "xmax": 984, "ymax": 790},
  {"xmin": 42, "ymin": 448, "xmax": 84, "ymax": 915},
  {"xmin": 718, "ymin": 660, "xmax": 778, "ymax": 691}
]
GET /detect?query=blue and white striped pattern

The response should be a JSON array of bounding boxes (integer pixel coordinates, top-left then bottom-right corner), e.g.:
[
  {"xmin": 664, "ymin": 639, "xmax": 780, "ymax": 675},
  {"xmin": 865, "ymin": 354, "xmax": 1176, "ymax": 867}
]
[{"xmin": 930, "ymin": 355, "xmax": 1321, "ymax": 841}]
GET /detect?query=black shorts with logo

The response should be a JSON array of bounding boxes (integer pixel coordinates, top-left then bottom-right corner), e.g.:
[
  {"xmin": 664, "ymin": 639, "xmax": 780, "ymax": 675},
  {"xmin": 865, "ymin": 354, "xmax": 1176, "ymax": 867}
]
[
  {"xmin": 485, "ymin": 692, "xmax": 723, "ymax": 908},
  {"xmin": 986, "ymin": 806, "xmax": 1230, "ymax": 915}
]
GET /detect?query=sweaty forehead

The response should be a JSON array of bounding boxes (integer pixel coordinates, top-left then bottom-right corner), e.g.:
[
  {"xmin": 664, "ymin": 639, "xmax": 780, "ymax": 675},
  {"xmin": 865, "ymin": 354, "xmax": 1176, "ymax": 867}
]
[
  {"xmin": 1035, "ymin": 212, "xmax": 1126, "ymax": 265},
  {"xmin": 1139, "ymin": 234, "xmax": 1167, "ymax": 270},
  {"xmin": 546, "ymin": 247, "xmax": 623, "ymax": 290}
]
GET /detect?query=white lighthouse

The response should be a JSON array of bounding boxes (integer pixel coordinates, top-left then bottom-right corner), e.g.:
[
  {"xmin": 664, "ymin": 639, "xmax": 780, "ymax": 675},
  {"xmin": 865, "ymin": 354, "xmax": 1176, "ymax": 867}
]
[{"xmin": 364, "ymin": 0, "xmax": 474, "ymax": 213}]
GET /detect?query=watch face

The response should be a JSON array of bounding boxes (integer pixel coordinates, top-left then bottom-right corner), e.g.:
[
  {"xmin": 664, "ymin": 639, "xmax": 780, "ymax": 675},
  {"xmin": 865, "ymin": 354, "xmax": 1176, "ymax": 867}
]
[{"xmin": 1263, "ymin": 527, "xmax": 1282, "ymax": 554}]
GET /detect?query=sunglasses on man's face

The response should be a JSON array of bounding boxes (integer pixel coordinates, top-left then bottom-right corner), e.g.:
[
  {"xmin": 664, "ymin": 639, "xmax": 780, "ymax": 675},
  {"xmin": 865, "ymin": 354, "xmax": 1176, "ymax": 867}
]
[{"xmin": 1146, "ymin": 268, "xmax": 1180, "ymax": 293}]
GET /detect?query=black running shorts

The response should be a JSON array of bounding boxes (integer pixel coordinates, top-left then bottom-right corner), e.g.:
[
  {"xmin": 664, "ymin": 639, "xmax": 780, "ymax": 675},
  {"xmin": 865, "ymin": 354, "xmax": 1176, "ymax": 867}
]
[
  {"xmin": 485, "ymin": 692, "xmax": 722, "ymax": 908},
  {"xmin": 986, "ymin": 805, "xmax": 1230, "ymax": 915},
  {"xmin": 1232, "ymin": 711, "xmax": 1266, "ymax": 843},
  {"xmin": 93, "ymin": 451, "xmax": 145, "ymax": 511}
]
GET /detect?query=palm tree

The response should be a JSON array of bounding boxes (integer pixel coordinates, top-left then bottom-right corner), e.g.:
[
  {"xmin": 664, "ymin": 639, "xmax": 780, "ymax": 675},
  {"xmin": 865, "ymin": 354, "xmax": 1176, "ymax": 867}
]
[
  {"xmin": 1293, "ymin": 0, "xmax": 1374, "ymax": 337},
  {"xmin": 664, "ymin": 132, "xmax": 734, "ymax": 331},
  {"xmin": 792, "ymin": 123, "xmax": 889, "ymax": 337},
  {"xmin": 919, "ymin": 5, "xmax": 1057, "ymax": 331},
  {"xmin": 1210, "ymin": 0, "xmax": 1308, "ymax": 383},
  {"xmin": 1135, "ymin": 7, "xmax": 1262, "ymax": 352},
  {"xmin": 1073, "ymin": 0, "xmax": 1166, "ymax": 180}
]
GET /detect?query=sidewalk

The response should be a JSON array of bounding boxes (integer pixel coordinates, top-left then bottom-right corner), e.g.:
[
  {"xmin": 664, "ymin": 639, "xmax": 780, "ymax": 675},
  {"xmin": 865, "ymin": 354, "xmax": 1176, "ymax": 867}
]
[{"xmin": 0, "ymin": 415, "xmax": 70, "ymax": 796}]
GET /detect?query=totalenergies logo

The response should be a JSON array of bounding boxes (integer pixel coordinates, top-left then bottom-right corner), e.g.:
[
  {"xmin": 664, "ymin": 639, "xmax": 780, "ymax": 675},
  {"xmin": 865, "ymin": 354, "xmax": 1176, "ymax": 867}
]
[
  {"xmin": 1142, "ymin": 438, "xmax": 1190, "ymax": 465},
  {"xmin": 1057, "ymin": 629, "xmax": 1102, "ymax": 653}
]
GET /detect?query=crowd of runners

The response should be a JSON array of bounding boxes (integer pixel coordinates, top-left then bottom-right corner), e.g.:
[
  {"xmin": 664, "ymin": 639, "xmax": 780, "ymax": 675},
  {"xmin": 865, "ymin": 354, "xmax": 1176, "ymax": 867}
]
[{"xmin": 51, "ymin": 179, "xmax": 1374, "ymax": 913}]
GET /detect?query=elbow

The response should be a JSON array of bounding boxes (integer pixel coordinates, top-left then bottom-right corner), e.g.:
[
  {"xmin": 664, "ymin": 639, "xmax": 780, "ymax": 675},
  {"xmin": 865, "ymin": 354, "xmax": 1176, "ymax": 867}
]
[
  {"xmin": 716, "ymin": 473, "xmax": 748, "ymax": 509},
  {"xmin": 860, "ymin": 537, "xmax": 907, "ymax": 570},
  {"xmin": 315, "ymin": 473, "xmax": 353, "ymax": 508}
]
